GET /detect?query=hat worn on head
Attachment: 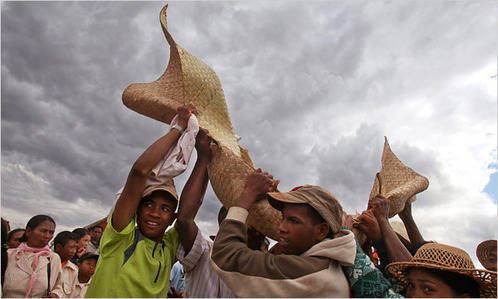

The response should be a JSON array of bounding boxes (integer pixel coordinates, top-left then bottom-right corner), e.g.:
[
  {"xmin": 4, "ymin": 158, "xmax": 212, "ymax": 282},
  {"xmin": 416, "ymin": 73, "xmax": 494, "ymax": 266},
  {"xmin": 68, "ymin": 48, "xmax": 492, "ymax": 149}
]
[
  {"xmin": 386, "ymin": 243, "xmax": 497, "ymax": 298},
  {"xmin": 142, "ymin": 178, "xmax": 178, "ymax": 201},
  {"xmin": 267, "ymin": 185, "xmax": 343, "ymax": 235},
  {"xmin": 78, "ymin": 252, "xmax": 99, "ymax": 264},
  {"xmin": 477, "ymin": 239, "xmax": 497, "ymax": 269}
]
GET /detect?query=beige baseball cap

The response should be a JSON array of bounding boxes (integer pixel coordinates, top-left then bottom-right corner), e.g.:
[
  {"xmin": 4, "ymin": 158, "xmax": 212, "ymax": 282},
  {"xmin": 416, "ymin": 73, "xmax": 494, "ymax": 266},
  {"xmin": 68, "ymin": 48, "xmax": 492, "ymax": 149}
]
[
  {"xmin": 142, "ymin": 178, "xmax": 178, "ymax": 201},
  {"xmin": 267, "ymin": 185, "xmax": 344, "ymax": 234}
]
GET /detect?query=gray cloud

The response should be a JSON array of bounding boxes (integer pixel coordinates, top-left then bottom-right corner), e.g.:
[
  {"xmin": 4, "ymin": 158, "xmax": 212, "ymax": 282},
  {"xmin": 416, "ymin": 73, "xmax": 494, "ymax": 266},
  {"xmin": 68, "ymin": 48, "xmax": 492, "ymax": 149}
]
[{"xmin": 1, "ymin": 1, "xmax": 496, "ymax": 266}]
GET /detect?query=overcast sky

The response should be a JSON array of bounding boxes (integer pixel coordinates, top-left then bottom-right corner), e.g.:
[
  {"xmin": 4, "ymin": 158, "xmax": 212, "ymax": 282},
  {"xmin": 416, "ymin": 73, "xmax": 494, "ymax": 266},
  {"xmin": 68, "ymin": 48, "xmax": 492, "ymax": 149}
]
[{"xmin": 2, "ymin": 1, "xmax": 496, "ymax": 268}]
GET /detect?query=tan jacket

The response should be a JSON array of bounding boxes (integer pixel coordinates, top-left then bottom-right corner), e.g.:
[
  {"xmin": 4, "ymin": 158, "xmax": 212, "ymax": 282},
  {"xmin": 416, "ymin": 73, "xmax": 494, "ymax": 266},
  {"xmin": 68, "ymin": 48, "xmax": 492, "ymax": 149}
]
[
  {"xmin": 210, "ymin": 207, "xmax": 356, "ymax": 298},
  {"xmin": 69, "ymin": 279, "xmax": 91, "ymax": 298},
  {"xmin": 61, "ymin": 261, "xmax": 79, "ymax": 297},
  {"xmin": 2, "ymin": 249, "xmax": 63, "ymax": 298}
]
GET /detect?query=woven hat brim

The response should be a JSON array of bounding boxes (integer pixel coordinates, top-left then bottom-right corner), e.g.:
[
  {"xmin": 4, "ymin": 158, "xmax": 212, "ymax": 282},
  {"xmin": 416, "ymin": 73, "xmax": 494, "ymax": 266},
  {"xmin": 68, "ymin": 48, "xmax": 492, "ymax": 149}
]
[
  {"xmin": 477, "ymin": 240, "xmax": 497, "ymax": 267},
  {"xmin": 386, "ymin": 261, "xmax": 497, "ymax": 297}
]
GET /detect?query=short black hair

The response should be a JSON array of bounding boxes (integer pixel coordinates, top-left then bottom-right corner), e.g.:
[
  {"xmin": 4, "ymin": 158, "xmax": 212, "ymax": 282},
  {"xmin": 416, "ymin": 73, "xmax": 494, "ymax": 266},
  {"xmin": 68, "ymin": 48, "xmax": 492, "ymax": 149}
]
[
  {"xmin": 90, "ymin": 225, "xmax": 103, "ymax": 231},
  {"xmin": 72, "ymin": 228, "xmax": 90, "ymax": 241},
  {"xmin": 78, "ymin": 253, "xmax": 99, "ymax": 264},
  {"xmin": 53, "ymin": 231, "xmax": 78, "ymax": 247},
  {"xmin": 420, "ymin": 268, "xmax": 480, "ymax": 297}
]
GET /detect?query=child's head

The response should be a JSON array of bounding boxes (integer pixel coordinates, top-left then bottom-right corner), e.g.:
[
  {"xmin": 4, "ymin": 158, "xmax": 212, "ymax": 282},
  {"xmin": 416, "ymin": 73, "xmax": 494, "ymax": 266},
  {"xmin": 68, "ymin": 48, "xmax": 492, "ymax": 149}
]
[
  {"xmin": 137, "ymin": 184, "xmax": 178, "ymax": 243},
  {"xmin": 53, "ymin": 231, "xmax": 78, "ymax": 262},
  {"xmin": 77, "ymin": 253, "xmax": 99, "ymax": 281},
  {"xmin": 7, "ymin": 228, "xmax": 25, "ymax": 249}
]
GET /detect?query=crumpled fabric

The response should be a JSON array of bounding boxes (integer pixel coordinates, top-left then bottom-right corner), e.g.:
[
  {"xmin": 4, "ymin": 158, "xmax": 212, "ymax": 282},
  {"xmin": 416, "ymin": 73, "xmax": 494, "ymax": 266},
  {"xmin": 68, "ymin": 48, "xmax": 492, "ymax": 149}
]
[
  {"xmin": 110, "ymin": 114, "xmax": 199, "ymax": 219},
  {"xmin": 143, "ymin": 114, "xmax": 199, "ymax": 197}
]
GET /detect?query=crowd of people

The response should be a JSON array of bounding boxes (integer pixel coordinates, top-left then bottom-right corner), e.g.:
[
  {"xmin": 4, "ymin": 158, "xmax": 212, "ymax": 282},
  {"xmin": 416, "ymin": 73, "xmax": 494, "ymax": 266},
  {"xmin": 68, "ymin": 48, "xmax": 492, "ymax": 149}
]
[{"xmin": 1, "ymin": 104, "xmax": 496, "ymax": 298}]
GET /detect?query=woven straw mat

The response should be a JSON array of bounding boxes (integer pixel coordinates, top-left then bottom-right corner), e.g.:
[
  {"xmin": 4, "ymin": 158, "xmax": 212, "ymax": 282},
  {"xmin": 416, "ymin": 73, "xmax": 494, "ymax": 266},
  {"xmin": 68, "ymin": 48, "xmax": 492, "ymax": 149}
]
[
  {"xmin": 369, "ymin": 137, "xmax": 429, "ymax": 218},
  {"xmin": 121, "ymin": 5, "xmax": 281, "ymax": 240}
]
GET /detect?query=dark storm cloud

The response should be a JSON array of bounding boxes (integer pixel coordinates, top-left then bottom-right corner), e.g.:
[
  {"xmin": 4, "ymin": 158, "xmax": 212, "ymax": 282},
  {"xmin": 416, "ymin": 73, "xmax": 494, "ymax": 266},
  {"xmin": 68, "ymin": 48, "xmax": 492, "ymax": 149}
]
[{"xmin": 1, "ymin": 1, "xmax": 496, "ymax": 260}]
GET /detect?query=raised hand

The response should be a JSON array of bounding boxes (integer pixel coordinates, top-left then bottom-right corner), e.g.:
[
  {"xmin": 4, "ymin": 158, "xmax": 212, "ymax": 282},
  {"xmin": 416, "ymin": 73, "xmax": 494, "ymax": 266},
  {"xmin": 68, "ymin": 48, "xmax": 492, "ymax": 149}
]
[
  {"xmin": 195, "ymin": 128, "xmax": 212, "ymax": 161},
  {"xmin": 177, "ymin": 104, "xmax": 198, "ymax": 129},
  {"xmin": 238, "ymin": 169, "xmax": 279, "ymax": 210},
  {"xmin": 354, "ymin": 210, "xmax": 381, "ymax": 242}
]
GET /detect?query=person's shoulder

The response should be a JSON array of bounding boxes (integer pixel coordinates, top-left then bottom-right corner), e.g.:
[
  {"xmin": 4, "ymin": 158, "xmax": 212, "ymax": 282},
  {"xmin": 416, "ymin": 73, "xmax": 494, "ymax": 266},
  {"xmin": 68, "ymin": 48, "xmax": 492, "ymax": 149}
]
[{"xmin": 49, "ymin": 251, "xmax": 62, "ymax": 263}]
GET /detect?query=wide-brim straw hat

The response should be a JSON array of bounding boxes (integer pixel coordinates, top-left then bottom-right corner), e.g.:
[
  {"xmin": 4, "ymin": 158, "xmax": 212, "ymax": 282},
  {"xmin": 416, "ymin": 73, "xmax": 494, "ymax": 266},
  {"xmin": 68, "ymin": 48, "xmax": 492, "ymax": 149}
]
[
  {"xmin": 386, "ymin": 243, "xmax": 497, "ymax": 298},
  {"xmin": 477, "ymin": 239, "xmax": 497, "ymax": 269},
  {"xmin": 369, "ymin": 137, "xmax": 429, "ymax": 218},
  {"xmin": 121, "ymin": 5, "xmax": 281, "ymax": 240}
]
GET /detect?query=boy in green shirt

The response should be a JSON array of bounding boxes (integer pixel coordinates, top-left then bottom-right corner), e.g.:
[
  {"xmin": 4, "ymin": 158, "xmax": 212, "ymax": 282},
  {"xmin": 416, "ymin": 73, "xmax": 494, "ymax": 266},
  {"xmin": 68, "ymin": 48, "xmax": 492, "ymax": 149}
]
[{"xmin": 86, "ymin": 105, "xmax": 211, "ymax": 297}]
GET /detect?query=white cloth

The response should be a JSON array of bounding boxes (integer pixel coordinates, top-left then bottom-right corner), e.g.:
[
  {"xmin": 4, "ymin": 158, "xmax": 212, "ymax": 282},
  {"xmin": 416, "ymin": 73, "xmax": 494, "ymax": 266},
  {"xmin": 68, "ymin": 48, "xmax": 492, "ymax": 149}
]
[
  {"xmin": 176, "ymin": 229, "xmax": 235, "ymax": 298},
  {"xmin": 143, "ymin": 114, "xmax": 199, "ymax": 197},
  {"xmin": 109, "ymin": 114, "xmax": 199, "ymax": 219}
]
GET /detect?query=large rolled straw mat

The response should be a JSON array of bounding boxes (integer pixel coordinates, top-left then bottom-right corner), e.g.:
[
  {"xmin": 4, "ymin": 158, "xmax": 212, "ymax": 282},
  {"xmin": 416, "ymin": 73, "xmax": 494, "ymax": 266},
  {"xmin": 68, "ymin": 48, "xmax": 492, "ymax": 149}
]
[
  {"xmin": 369, "ymin": 137, "xmax": 429, "ymax": 218},
  {"xmin": 122, "ymin": 5, "xmax": 281, "ymax": 240}
]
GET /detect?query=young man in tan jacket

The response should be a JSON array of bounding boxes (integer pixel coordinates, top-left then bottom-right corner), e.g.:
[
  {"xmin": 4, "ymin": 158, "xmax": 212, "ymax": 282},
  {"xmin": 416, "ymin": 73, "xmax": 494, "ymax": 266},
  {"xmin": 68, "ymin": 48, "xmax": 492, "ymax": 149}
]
[{"xmin": 210, "ymin": 169, "xmax": 357, "ymax": 297}]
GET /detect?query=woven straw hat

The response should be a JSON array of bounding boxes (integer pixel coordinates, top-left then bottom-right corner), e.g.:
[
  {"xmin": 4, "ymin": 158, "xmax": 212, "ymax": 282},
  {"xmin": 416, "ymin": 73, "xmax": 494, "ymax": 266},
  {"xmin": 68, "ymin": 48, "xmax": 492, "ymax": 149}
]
[
  {"xmin": 477, "ymin": 239, "xmax": 497, "ymax": 270},
  {"xmin": 121, "ymin": 5, "xmax": 281, "ymax": 240},
  {"xmin": 369, "ymin": 137, "xmax": 429, "ymax": 218},
  {"xmin": 386, "ymin": 243, "xmax": 497, "ymax": 298}
]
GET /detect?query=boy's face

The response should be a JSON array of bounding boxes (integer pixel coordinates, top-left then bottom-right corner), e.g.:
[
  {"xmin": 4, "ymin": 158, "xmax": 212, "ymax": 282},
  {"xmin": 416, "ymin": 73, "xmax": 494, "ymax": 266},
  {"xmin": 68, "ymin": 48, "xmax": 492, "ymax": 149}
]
[
  {"xmin": 277, "ymin": 204, "xmax": 324, "ymax": 255},
  {"xmin": 57, "ymin": 239, "xmax": 78, "ymax": 262},
  {"xmin": 78, "ymin": 258, "xmax": 97, "ymax": 278},
  {"xmin": 137, "ymin": 191, "xmax": 177, "ymax": 243}
]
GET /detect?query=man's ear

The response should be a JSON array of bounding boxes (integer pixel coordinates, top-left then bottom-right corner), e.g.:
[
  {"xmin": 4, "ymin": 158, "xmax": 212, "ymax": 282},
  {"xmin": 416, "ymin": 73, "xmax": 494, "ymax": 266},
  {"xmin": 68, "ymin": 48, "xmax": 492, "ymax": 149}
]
[
  {"xmin": 54, "ymin": 243, "xmax": 62, "ymax": 253},
  {"xmin": 314, "ymin": 223, "xmax": 330, "ymax": 242}
]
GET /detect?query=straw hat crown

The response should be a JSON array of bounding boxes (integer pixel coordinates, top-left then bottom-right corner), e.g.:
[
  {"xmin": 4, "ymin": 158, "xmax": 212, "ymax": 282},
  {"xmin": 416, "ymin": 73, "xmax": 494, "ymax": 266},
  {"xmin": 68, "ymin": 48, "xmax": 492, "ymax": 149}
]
[
  {"xmin": 370, "ymin": 137, "xmax": 429, "ymax": 217},
  {"xmin": 410, "ymin": 243, "xmax": 475, "ymax": 269}
]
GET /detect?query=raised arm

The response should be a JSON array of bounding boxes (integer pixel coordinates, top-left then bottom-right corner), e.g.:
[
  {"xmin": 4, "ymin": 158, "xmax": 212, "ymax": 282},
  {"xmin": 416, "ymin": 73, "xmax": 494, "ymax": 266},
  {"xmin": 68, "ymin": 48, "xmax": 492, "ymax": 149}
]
[
  {"xmin": 398, "ymin": 200, "xmax": 426, "ymax": 247},
  {"xmin": 370, "ymin": 195, "xmax": 412, "ymax": 263},
  {"xmin": 112, "ymin": 105, "xmax": 195, "ymax": 232},
  {"xmin": 175, "ymin": 128, "xmax": 212, "ymax": 255}
]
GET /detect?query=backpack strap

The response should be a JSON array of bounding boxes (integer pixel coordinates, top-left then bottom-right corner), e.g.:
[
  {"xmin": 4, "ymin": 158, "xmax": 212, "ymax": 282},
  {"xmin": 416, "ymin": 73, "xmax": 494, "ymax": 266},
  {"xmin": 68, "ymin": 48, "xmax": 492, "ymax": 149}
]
[{"xmin": 46, "ymin": 258, "xmax": 51, "ymax": 296}]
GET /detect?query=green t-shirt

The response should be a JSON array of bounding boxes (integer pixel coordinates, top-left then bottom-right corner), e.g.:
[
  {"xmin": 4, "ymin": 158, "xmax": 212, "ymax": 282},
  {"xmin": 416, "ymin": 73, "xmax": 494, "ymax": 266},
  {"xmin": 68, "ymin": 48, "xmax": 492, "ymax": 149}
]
[{"xmin": 85, "ymin": 215, "xmax": 179, "ymax": 298}]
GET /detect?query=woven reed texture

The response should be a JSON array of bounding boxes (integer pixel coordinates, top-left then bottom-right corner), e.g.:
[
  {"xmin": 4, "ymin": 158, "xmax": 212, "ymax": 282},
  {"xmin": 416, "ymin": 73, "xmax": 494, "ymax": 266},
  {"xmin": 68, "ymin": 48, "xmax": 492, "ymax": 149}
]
[
  {"xmin": 208, "ymin": 142, "xmax": 281, "ymax": 240},
  {"xmin": 386, "ymin": 243, "xmax": 497, "ymax": 298},
  {"xmin": 369, "ymin": 137, "xmax": 429, "ymax": 218},
  {"xmin": 122, "ymin": 5, "xmax": 241, "ymax": 157},
  {"xmin": 477, "ymin": 240, "xmax": 497, "ymax": 268},
  {"xmin": 390, "ymin": 220, "xmax": 410, "ymax": 243},
  {"xmin": 122, "ymin": 5, "xmax": 281, "ymax": 239}
]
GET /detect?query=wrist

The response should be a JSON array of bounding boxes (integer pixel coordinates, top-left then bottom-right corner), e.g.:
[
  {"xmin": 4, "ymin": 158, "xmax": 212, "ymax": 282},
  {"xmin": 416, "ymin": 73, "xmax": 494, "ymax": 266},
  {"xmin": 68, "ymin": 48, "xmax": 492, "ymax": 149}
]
[
  {"xmin": 170, "ymin": 124, "xmax": 185, "ymax": 134},
  {"xmin": 237, "ymin": 191, "xmax": 257, "ymax": 210}
]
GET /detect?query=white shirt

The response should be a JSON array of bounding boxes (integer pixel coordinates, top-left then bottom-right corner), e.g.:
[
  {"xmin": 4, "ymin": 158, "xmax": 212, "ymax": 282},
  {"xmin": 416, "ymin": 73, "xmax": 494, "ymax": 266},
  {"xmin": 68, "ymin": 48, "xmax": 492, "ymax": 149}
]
[
  {"xmin": 61, "ymin": 260, "xmax": 79, "ymax": 297},
  {"xmin": 177, "ymin": 230, "xmax": 235, "ymax": 298}
]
